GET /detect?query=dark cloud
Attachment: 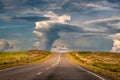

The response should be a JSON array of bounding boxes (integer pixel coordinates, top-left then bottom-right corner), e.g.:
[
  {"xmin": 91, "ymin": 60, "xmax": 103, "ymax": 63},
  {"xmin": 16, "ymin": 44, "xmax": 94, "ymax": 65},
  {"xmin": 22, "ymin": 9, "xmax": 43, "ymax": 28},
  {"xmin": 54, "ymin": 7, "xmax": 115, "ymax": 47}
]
[
  {"xmin": 59, "ymin": 0, "xmax": 120, "ymax": 14},
  {"xmin": 61, "ymin": 0, "xmax": 90, "ymax": 12},
  {"xmin": 11, "ymin": 16, "xmax": 49, "ymax": 22},
  {"xmin": 25, "ymin": 0, "xmax": 48, "ymax": 7},
  {"xmin": 1, "ymin": 0, "xmax": 120, "ymax": 16},
  {"xmin": 107, "ymin": 0, "xmax": 120, "ymax": 3},
  {"xmin": 0, "ymin": 1, "xmax": 4, "ymax": 13},
  {"xmin": 34, "ymin": 24, "xmax": 83, "ymax": 51},
  {"xmin": 0, "ymin": 0, "xmax": 57, "ymax": 13},
  {"xmin": 92, "ymin": 21, "xmax": 120, "ymax": 34}
]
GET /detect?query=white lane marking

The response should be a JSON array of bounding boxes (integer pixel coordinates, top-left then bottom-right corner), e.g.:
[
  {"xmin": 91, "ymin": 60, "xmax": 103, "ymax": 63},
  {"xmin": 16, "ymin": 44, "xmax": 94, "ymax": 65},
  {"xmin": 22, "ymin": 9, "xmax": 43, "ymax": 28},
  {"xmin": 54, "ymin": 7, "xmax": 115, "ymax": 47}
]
[
  {"xmin": 37, "ymin": 72, "xmax": 42, "ymax": 75},
  {"xmin": 75, "ymin": 65, "xmax": 106, "ymax": 80},
  {"xmin": 56, "ymin": 53, "xmax": 61, "ymax": 65},
  {"xmin": 51, "ymin": 53, "xmax": 61, "ymax": 68},
  {"xmin": 66, "ymin": 55, "xmax": 106, "ymax": 80},
  {"xmin": 46, "ymin": 67, "xmax": 50, "ymax": 70}
]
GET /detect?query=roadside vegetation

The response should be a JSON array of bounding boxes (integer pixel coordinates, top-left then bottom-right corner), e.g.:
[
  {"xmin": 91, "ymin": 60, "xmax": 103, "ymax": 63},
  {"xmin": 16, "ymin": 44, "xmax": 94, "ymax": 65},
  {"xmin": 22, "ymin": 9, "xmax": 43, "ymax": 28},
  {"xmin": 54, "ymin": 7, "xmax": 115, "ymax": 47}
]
[
  {"xmin": 67, "ymin": 51, "xmax": 120, "ymax": 80},
  {"xmin": 0, "ymin": 50, "xmax": 52, "ymax": 70}
]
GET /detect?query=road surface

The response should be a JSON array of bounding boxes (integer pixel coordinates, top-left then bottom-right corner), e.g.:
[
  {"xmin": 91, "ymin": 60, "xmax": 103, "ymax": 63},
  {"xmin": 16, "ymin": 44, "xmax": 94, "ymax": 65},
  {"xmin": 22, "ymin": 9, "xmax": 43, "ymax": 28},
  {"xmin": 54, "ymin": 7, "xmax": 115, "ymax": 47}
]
[{"xmin": 0, "ymin": 53, "xmax": 110, "ymax": 80}]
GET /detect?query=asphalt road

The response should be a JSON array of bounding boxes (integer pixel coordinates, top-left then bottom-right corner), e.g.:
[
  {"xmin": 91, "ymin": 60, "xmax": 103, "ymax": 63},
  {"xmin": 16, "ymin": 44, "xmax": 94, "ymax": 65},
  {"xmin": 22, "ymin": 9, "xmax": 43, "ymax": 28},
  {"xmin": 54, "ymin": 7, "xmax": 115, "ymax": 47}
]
[{"xmin": 0, "ymin": 53, "xmax": 110, "ymax": 80}]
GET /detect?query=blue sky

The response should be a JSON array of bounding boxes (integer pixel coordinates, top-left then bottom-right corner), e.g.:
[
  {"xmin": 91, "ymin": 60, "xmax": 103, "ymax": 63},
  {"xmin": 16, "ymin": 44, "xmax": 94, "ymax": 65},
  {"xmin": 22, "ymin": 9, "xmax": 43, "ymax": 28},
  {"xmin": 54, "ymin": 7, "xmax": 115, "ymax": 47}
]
[{"xmin": 0, "ymin": 0, "xmax": 120, "ymax": 52}]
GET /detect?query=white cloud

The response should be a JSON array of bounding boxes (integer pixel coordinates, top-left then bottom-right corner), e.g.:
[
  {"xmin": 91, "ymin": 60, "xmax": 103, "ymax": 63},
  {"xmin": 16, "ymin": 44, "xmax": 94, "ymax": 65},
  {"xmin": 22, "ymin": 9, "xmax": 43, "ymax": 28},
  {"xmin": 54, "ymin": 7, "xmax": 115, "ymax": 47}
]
[
  {"xmin": 33, "ymin": 41, "xmax": 40, "ymax": 48},
  {"xmin": 83, "ymin": 17, "xmax": 120, "ymax": 32},
  {"xmin": 35, "ymin": 11, "xmax": 71, "ymax": 30},
  {"xmin": 108, "ymin": 33, "xmax": 120, "ymax": 40},
  {"xmin": 107, "ymin": 22, "xmax": 120, "ymax": 29},
  {"xmin": 85, "ymin": 0, "xmax": 119, "ymax": 11},
  {"xmin": 84, "ymin": 17, "xmax": 120, "ymax": 24},
  {"xmin": 86, "ymin": 3, "xmax": 113, "ymax": 10},
  {"xmin": 21, "ymin": 8, "xmax": 42, "ymax": 15},
  {"xmin": 108, "ymin": 33, "xmax": 120, "ymax": 52},
  {"xmin": 83, "ymin": 26, "xmax": 108, "ymax": 32},
  {"xmin": 51, "ymin": 46, "xmax": 71, "ymax": 53},
  {"xmin": 33, "ymin": 30, "xmax": 43, "ymax": 37},
  {"xmin": 111, "ymin": 39, "xmax": 120, "ymax": 52}
]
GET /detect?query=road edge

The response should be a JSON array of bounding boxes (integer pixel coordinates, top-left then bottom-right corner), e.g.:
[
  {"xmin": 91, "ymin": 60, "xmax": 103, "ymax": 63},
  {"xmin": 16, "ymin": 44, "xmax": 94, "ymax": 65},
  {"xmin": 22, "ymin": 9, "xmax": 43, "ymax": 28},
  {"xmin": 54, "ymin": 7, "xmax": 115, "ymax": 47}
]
[
  {"xmin": 66, "ymin": 53, "xmax": 110, "ymax": 80},
  {"xmin": 0, "ymin": 53, "xmax": 54, "ymax": 72}
]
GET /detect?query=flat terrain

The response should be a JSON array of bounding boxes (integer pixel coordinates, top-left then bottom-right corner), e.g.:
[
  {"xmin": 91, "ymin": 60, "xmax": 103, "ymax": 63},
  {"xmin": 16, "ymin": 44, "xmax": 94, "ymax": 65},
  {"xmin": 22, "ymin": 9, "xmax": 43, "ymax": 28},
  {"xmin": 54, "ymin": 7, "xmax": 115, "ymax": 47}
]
[
  {"xmin": 0, "ymin": 50, "xmax": 52, "ymax": 69},
  {"xmin": 67, "ymin": 51, "xmax": 120, "ymax": 80},
  {"xmin": 0, "ymin": 53, "xmax": 110, "ymax": 80}
]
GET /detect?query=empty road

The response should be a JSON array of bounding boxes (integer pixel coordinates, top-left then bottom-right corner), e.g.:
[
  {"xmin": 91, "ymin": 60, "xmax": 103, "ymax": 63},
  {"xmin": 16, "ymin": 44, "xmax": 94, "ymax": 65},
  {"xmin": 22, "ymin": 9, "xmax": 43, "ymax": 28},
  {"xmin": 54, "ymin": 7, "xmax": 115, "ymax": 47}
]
[{"xmin": 0, "ymin": 53, "xmax": 110, "ymax": 80}]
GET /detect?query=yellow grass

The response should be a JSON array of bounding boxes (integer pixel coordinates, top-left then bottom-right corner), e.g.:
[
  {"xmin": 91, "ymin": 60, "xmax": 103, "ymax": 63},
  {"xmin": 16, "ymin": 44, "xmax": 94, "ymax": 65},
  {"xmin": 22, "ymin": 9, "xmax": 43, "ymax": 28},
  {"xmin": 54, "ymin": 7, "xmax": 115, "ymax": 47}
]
[
  {"xmin": 67, "ymin": 51, "xmax": 120, "ymax": 80},
  {"xmin": 0, "ymin": 50, "xmax": 53, "ymax": 70}
]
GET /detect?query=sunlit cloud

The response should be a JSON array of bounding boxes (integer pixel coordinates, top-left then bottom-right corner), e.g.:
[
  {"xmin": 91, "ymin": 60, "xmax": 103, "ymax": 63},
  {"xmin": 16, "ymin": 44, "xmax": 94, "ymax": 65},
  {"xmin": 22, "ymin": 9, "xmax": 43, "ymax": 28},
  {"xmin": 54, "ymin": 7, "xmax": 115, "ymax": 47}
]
[
  {"xmin": 84, "ymin": 17, "xmax": 120, "ymax": 24},
  {"xmin": 111, "ymin": 39, "xmax": 120, "ymax": 52},
  {"xmin": 33, "ymin": 11, "xmax": 80, "ymax": 51}
]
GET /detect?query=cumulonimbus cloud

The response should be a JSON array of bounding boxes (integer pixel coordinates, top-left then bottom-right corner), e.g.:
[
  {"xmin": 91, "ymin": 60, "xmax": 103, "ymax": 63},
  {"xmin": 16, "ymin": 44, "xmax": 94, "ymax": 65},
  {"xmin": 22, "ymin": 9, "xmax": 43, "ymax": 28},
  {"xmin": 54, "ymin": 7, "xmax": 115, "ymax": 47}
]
[{"xmin": 33, "ymin": 11, "xmax": 80, "ymax": 51}]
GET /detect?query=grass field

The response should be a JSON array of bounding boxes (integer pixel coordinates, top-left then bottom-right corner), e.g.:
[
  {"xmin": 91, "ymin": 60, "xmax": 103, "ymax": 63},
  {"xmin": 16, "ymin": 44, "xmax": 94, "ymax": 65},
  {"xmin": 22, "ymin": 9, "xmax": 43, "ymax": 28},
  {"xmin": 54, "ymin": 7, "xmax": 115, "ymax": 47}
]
[
  {"xmin": 67, "ymin": 51, "xmax": 120, "ymax": 80},
  {"xmin": 0, "ymin": 50, "xmax": 52, "ymax": 70}
]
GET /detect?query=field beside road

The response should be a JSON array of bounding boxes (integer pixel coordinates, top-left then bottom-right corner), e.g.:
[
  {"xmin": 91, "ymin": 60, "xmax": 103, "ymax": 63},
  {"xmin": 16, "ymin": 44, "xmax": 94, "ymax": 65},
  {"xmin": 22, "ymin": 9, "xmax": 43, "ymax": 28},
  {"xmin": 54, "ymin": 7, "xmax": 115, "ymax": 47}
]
[
  {"xmin": 67, "ymin": 51, "xmax": 120, "ymax": 80},
  {"xmin": 0, "ymin": 50, "xmax": 52, "ymax": 70}
]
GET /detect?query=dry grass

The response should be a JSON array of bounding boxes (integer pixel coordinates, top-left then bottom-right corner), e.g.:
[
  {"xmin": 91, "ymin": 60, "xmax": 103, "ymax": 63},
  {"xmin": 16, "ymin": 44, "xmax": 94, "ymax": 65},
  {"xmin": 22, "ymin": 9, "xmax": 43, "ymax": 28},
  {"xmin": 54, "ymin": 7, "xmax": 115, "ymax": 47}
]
[
  {"xmin": 67, "ymin": 51, "xmax": 120, "ymax": 80},
  {"xmin": 0, "ymin": 50, "xmax": 52, "ymax": 70}
]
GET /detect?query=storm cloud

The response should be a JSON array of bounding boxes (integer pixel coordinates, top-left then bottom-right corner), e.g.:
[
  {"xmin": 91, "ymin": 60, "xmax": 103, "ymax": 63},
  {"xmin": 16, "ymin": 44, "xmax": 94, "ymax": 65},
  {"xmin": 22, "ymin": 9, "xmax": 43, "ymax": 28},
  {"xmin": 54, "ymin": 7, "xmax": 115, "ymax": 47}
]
[{"xmin": 33, "ymin": 11, "xmax": 81, "ymax": 51}]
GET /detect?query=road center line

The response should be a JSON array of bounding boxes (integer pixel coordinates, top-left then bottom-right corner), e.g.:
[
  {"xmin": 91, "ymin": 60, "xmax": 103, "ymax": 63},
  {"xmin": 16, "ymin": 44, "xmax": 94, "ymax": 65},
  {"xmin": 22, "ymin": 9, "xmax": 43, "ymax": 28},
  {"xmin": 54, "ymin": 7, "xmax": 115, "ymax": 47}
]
[
  {"xmin": 37, "ymin": 72, "xmax": 42, "ymax": 75},
  {"xmin": 51, "ymin": 53, "xmax": 61, "ymax": 68}
]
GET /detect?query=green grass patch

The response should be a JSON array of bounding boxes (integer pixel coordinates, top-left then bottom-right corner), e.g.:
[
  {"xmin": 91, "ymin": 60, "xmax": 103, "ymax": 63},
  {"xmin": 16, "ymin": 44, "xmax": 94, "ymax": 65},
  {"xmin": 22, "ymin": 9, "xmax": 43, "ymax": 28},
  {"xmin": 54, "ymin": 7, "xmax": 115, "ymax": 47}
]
[
  {"xmin": 0, "ymin": 50, "xmax": 53, "ymax": 70},
  {"xmin": 67, "ymin": 51, "xmax": 120, "ymax": 80}
]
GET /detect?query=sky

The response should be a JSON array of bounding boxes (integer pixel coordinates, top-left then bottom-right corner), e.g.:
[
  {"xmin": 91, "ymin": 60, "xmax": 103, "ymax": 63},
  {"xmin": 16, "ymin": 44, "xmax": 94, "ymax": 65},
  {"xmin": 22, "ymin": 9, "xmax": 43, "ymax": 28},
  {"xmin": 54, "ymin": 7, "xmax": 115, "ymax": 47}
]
[{"xmin": 0, "ymin": 0, "xmax": 120, "ymax": 52}]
